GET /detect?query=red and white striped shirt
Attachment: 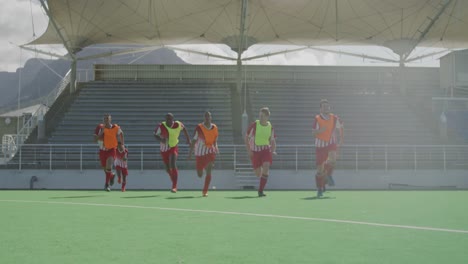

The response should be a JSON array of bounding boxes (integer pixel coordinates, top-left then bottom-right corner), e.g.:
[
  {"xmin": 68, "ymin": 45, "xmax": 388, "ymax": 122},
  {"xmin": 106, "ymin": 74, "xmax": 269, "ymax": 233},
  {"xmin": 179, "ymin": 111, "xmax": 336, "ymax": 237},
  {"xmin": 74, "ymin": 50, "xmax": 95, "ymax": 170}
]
[
  {"xmin": 192, "ymin": 123, "xmax": 218, "ymax": 156},
  {"xmin": 313, "ymin": 114, "xmax": 343, "ymax": 148},
  {"xmin": 114, "ymin": 148, "xmax": 128, "ymax": 168},
  {"xmin": 246, "ymin": 121, "xmax": 276, "ymax": 152}
]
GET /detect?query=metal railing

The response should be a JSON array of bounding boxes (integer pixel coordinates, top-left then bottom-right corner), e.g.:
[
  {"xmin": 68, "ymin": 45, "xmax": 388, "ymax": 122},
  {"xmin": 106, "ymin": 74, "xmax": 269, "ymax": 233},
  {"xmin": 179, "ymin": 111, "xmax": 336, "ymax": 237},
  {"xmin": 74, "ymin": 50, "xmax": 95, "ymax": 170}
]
[
  {"xmin": 1, "ymin": 105, "xmax": 47, "ymax": 155},
  {"xmin": 43, "ymin": 70, "xmax": 72, "ymax": 107},
  {"xmin": 1, "ymin": 71, "xmax": 72, "ymax": 162},
  {"xmin": 1, "ymin": 144, "xmax": 467, "ymax": 171}
]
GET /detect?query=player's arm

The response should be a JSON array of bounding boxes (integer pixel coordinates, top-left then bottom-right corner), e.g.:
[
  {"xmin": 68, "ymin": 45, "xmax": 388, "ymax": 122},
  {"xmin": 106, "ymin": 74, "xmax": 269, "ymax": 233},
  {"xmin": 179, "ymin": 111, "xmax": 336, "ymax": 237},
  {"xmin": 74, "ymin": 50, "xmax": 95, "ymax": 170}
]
[
  {"xmin": 94, "ymin": 126, "xmax": 104, "ymax": 142},
  {"xmin": 244, "ymin": 133, "xmax": 252, "ymax": 157},
  {"xmin": 270, "ymin": 137, "xmax": 277, "ymax": 155},
  {"xmin": 311, "ymin": 118, "xmax": 325, "ymax": 135},
  {"xmin": 154, "ymin": 126, "xmax": 166, "ymax": 143},
  {"xmin": 336, "ymin": 120, "xmax": 344, "ymax": 146},
  {"xmin": 123, "ymin": 149, "xmax": 128, "ymax": 161},
  {"xmin": 214, "ymin": 140, "xmax": 219, "ymax": 154},
  {"xmin": 182, "ymin": 126, "xmax": 191, "ymax": 145},
  {"xmin": 118, "ymin": 129, "xmax": 125, "ymax": 145},
  {"xmin": 154, "ymin": 133, "xmax": 163, "ymax": 141},
  {"xmin": 312, "ymin": 126, "xmax": 326, "ymax": 135},
  {"xmin": 188, "ymin": 129, "xmax": 197, "ymax": 159}
]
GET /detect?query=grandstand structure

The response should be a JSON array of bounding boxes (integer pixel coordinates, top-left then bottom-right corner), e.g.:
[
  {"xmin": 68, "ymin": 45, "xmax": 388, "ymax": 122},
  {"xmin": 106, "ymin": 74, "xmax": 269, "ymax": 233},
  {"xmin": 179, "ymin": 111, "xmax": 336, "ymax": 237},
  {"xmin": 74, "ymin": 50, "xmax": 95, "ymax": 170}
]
[{"xmin": 2, "ymin": 64, "xmax": 467, "ymax": 190}]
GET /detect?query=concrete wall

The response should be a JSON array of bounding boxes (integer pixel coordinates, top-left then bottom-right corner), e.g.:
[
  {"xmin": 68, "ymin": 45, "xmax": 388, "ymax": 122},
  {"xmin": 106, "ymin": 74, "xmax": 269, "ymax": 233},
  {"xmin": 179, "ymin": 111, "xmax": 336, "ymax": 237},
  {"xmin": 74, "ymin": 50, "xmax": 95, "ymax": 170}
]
[{"xmin": 0, "ymin": 169, "xmax": 467, "ymax": 190}]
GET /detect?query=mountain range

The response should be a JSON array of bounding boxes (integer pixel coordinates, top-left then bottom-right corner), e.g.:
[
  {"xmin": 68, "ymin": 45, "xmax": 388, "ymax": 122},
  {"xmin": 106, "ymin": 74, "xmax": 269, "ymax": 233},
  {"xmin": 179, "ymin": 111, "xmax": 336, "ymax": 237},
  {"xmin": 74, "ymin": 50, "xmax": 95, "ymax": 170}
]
[{"xmin": 0, "ymin": 47, "xmax": 187, "ymax": 112}]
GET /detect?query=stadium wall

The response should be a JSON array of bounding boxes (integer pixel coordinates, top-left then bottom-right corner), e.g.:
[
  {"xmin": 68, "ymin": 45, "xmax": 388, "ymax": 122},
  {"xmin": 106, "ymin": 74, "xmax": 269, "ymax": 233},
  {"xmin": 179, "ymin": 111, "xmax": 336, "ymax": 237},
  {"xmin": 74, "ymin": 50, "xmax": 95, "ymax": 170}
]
[{"xmin": 1, "ymin": 169, "xmax": 467, "ymax": 190}]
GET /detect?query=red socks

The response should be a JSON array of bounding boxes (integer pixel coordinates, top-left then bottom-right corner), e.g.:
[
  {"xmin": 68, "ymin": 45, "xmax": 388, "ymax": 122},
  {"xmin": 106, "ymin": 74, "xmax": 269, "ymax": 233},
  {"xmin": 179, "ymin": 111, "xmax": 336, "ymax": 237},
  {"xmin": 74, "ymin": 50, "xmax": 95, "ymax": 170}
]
[
  {"xmin": 259, "ymin": 175, "xmax": 268, "ymax": 192},
  {"xmin": 203, "ymin": 174, "xmax": 212, "ymax": 194},
  {"xmin": 105, "ymin": 171, "xmax": 112, "ymax": 185},
  {"xmin": 170, "ymin": 169, "xmax": 178, "ymax": 189}
]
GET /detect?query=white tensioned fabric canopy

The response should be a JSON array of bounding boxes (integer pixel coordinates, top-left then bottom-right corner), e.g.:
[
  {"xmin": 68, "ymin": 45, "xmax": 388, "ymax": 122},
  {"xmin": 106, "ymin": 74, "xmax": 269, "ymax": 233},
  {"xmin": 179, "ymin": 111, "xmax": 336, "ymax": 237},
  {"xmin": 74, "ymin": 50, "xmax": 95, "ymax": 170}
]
[{"xmin": 30, "ymin": 0, "xmax": 468, "ymax": 56}]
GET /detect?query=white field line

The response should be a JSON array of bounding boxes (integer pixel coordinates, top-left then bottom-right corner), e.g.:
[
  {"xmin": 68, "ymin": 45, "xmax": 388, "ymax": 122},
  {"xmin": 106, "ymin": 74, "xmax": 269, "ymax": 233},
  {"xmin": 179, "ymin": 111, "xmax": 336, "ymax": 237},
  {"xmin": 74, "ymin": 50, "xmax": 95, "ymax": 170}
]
[{"xmin": 1, "ymin": 199, "xmax": 468, "ymax": 234}]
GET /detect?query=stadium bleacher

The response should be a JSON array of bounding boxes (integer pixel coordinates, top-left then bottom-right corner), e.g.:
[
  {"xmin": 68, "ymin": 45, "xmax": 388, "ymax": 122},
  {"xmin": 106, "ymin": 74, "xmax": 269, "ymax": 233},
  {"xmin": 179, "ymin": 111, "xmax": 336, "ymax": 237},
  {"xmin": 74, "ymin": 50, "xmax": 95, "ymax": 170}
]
[
  {"xmin": 248, "ymin": 81, "xmax": 441, "ymax": 145},
  {"xmin": 48, "ymin": 81, "xmax": 235, "ymax": 145}
]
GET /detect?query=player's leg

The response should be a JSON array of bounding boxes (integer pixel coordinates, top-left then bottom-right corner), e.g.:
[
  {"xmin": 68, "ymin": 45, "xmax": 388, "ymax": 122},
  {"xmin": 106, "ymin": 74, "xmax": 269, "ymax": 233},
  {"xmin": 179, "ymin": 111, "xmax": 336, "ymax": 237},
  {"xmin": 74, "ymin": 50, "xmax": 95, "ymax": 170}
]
[
  {"xmin": 325, "ymin": 150, "xmax": 337, "ymax": 186},
  {"xmin": 161, "ymin": 151, "xmax": 175, "ymax": 191},
  {"xmin": 316, "ymin": 163, "xmax": 327, "ymax": 197},
  {"xmin": 196, "ymin": 155, "xmax": 208, "ymax": 195},
  {"xmin": 315, "ymin": 147, "xmax": 327, "ymax": 197},
  {"xmin": 117, "ymin": 165, "xmax": 122, "ymax": 184},
  {"xmin": 104, "ymin": 154, "xmax": 114, "ymax": 191},
  {"xmin": 258, "ymin": 150, "xmax": 272, "ymax": 197},
  {"xmin": 203, "ymin": 159, "xmax": 214, "ymax": 197},
  {"xmin": 121, "ymin": 168, "xmax": 128, "ymax": 192},
  {"xmin": 116, "ymin": 167, "xmax": 122, "ymax": 188},
  {"xmin": 99, "ymin": 151, "xmax": 108, "ymax": 188},
  {"xmin": 107, "ymin": 156, "xmax": 116, "ymax": 187},
  {"xmin": 251, "ymin": 151, "xmax": 263, "ymax": 177},
  {"xmin": 258, "ymin": 161, "xmax": 270, "ymax": 197},
  {"xmin": 169, "ymin": 152, "xmax": 178, "ymax": 192},
  {"xmin": 122, "ymin": 175, "xmax": 127, "ymax": 192},
  {"xmin": 196, "ymin": 156, "xmax": 204, "ymax": 178}
]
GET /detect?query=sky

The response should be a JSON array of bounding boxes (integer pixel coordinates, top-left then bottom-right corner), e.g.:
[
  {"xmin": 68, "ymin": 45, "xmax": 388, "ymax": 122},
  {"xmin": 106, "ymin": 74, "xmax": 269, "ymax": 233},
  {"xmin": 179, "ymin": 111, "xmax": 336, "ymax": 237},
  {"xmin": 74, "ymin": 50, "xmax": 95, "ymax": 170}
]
[{"xmin": 0, "ymin": 0, "xmax": 445, "ymax": 73}]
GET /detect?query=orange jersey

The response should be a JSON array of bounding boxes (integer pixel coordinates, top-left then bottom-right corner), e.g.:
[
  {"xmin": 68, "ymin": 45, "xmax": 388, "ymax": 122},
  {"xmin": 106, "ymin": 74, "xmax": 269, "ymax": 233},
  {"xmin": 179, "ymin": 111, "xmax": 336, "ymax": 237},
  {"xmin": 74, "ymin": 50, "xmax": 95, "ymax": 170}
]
[
  {"xmin": 315, "ymin": 114, "xmax": 337, "ymax": 142},
  {"xmin": 103, "ymin": 124, "xmax": 121, "ymax": 149},
  {"xmin": 198, "ymin": 123, "xmax": 218, "ymax": 147},
  {"xmin": 313, "ymin": 114, "xmax": 343, "ymax": 147}
]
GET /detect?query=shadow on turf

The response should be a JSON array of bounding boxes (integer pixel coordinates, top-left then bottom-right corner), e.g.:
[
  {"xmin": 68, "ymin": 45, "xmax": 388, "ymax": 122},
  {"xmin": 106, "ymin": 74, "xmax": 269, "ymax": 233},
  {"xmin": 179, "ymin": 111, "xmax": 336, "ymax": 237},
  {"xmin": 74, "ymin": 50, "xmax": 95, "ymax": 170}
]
[
  {"xmin": 121, "ymin": 195, "xmax": 160, "ymax": 199},
  {"xmin": 225, "ymin": 196, "xmax": 260, "ymax": 199},
  {"xmin": 165, "ymin": 196, "xmax": 199, "ymax": 200},
  {"xmin": 49, "ymin": 195, "xmax": 105, "ymax": 199},
  {"xmin": 302, "ymin": 196, "xmax": 335, "ymax": 200}
]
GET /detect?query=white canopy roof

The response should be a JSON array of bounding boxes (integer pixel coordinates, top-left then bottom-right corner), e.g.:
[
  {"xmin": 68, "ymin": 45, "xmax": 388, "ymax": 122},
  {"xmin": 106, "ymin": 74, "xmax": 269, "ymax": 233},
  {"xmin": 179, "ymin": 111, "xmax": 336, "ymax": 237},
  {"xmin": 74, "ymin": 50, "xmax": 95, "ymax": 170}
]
[{"xmin": 30, "ymin": 0, "xmax": 468, "ymax": 56}]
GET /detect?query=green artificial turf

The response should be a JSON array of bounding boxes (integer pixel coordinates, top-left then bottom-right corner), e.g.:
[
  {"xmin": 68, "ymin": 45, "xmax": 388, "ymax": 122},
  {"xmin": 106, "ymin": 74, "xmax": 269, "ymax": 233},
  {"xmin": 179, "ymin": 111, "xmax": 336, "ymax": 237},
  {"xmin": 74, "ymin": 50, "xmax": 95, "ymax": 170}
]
[{"xmin": 1, "ymin": 190, "xmax": 467, "ymax": 264}]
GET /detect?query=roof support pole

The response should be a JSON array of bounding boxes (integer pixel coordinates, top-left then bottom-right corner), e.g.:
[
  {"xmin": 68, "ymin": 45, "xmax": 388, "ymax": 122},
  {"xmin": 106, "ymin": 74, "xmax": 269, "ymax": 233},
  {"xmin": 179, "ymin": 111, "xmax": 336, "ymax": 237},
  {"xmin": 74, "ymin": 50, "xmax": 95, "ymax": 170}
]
[
  {"xmin": 39, "ymin": 0, "xmax": 77, "ymax": 94},
  {"xmin": 238, "ymin": 0, "xmax": 249, "ymax": 137},
  {"xmin": 399, "ymin": 57, "xmax": 406, "ymax": 96},
  {"xmin": 70, "ymin": 59, "xmax": 77, "ymax": 93},
  {"xmin": 237, "ymin": 0, "xmax": 248, "ymax": 94},
  {"xmin": 38, "ymin": 0, "xmax": 75, "ymax": 60},
  {"xmin": 19, "ymin": 45, "xmax": 69, "ymax": 60},
  {"xmin": 403, "ymin": 0, "xmax": 454, "ymax": 61}
]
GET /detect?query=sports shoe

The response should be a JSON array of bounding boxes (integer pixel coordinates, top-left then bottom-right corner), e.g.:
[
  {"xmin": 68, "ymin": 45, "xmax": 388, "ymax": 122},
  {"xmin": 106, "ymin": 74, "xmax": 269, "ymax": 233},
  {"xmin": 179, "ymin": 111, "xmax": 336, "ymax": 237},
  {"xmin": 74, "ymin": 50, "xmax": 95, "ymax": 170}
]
[
  {"xmin": 171, "ymin": 188, "xmax": 177, "ymax": 193},
  {"xmin": 258, "ymin": 191, "xmax": 266, "ymax": 197},
  {"xmin": 105, "ymin": 184, "xmax": 111, "ymax": 192},
  {"xmin": 317, "ymin": 189, "xmax": 323, "ymax": 198},
  {"xmin": 110, "ymin": 173, "xmax": 116, "ymax": 186},
  {"xmin": 121, "ymin": 187, "xmax": 126, "ymax": 192},
  {"xmin": 202, "ymin": 192, "xmax": 208, "ymax": 197},
  {"xmin": 327, "ymin": 175, "xmax": 335, "ymax": 186}
]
